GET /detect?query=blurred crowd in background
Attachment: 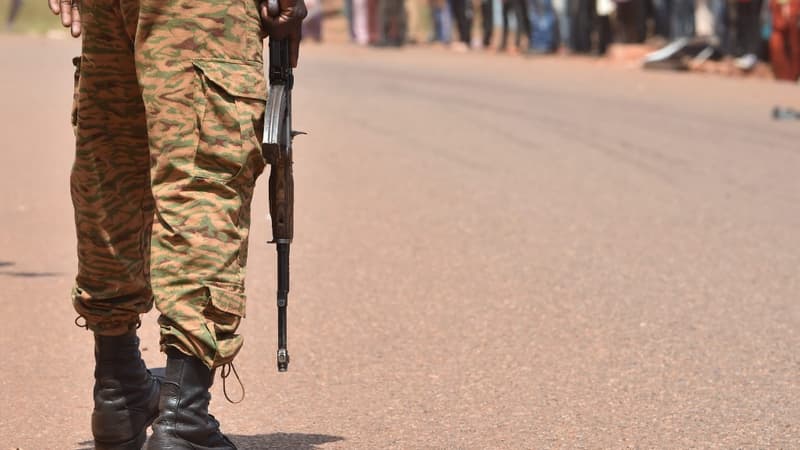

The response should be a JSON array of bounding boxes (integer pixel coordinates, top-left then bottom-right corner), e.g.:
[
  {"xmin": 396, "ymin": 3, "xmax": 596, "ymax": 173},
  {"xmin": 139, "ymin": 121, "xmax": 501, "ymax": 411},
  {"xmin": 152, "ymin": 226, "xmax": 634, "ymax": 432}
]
[
  {"xmin": 3, "ymin": 0, "xmax": 797, "ymax": 81},
  {"xmin": 304, "ymin": 0, "xmax": 800, "ymax": 81}
]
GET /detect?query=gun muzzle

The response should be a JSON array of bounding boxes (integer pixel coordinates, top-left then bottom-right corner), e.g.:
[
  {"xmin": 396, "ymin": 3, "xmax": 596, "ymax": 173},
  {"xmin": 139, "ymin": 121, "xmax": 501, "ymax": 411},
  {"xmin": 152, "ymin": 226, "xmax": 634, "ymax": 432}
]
[{"xmin": 277, "ymin": 349, "xmax": 289, "ymax": 372}]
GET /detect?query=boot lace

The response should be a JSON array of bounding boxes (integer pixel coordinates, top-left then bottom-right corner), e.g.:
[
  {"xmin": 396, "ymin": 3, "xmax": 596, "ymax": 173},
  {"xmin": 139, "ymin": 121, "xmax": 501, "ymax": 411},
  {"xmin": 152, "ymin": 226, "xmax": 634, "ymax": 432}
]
[
  {"xmin": 74, "ymin": 315, "xmax": 88, "ymax": 329},
  {"xmin": 220, "ymin": 362, "xmax": 245, "ymax": 404}
]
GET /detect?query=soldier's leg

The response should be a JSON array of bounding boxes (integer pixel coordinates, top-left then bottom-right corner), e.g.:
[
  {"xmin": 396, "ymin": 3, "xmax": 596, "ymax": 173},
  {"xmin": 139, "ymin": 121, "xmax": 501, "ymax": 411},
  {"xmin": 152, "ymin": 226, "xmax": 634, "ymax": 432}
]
[
  {"xmin": 71, "ymin": 0, "xmax": 160, "ymax": 447},
  {"xmin": 72, "ymin": 0, "xmax": 154, "ymax": 335},
  {"xmin": 135, "ymin": 0, "xmax": 266, "ymax": 371},
  {"xmin": 135, "ymin": 0, "xmax": 266, "ymax": 446}
]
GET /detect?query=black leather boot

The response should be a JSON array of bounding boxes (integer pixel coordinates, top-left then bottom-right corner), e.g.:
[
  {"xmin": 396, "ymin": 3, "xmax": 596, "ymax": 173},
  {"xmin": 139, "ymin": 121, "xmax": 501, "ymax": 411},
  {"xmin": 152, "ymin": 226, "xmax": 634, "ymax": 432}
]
[
  {"xmin": 146, "ymin": 348, "xmax": 237, "ymax": 450},
  {"xmin": 93, "ymin": 331, "xmax": 161, "ymax": 450}
]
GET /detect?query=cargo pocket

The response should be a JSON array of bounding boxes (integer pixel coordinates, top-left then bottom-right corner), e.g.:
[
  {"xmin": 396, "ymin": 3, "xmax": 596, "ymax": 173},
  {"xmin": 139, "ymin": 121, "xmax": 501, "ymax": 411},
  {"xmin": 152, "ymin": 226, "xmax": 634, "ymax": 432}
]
[
  {"xmin": 202, "ymin": 285, "xmax": 247, "ymax": 366},
  {"xmin": 191, "ymin": 59, "xmax": 267, "ymax": 183}
]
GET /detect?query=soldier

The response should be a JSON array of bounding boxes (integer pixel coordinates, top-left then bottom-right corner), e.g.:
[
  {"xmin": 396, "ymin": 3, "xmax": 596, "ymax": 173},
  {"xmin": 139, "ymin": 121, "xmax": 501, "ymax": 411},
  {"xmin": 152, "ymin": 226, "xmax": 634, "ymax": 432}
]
[{"xmin": 49, "ymin": 0, "xmax": 306, "ymax": 446}]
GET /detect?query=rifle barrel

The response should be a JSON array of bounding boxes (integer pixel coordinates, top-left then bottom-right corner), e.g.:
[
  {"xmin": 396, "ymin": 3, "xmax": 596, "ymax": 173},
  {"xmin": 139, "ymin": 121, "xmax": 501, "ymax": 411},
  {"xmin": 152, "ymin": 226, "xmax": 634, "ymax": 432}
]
[{"xmin": 277, "ymin": 241, "xmax": 290, "ymax": 372}]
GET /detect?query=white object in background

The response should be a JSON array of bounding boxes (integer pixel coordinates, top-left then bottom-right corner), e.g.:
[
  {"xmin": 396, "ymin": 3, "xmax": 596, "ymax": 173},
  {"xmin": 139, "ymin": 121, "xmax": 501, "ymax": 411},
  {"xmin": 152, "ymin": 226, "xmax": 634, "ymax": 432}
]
[
  {"xmin": 597, "ymin": 0, "xmax": 616, "ymax": 17},
  {"xmin": 353, "ymin": 0, "xmax": 369, "ymax": 45},
  {"xmin": 695, "ymin": 0, "xmax": 713, "ymax": 37}
]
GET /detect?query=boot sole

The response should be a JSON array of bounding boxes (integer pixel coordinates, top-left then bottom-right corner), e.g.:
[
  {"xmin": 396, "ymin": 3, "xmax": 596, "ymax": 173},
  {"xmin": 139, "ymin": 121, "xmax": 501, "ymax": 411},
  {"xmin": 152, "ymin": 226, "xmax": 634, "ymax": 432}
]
[
  {"xmin": 146, "ymin": 431, "xmax": 238, "ymax": 450},
  {"xmin": 95, "ymin": 408, "xmax": 158, "ymax": 450},
  {"xmin": 144, "ymin": 433, "xmax": 192, "ymax": 449},
  {"xmin": 94, "ymin": 429, "xmax": 146, "ymax": 450},
  {"xmin": 146, "ymin": 434, "xmax": 235, "ymax": 450}
]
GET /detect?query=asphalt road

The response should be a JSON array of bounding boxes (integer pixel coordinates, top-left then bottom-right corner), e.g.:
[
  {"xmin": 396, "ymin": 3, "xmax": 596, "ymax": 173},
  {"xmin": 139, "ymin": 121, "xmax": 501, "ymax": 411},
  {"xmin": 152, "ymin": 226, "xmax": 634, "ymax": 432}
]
[{"xmin": 1, "ymin": 36, "xmax": 799, "ymax": 449}]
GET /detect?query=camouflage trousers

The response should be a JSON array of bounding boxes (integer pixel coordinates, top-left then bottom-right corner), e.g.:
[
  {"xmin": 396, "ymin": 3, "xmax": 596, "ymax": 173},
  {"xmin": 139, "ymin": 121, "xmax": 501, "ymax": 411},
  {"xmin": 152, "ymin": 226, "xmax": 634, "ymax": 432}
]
[{"xmin": 71, "ymin": 0, "xmax": 267, "ymax": 368}]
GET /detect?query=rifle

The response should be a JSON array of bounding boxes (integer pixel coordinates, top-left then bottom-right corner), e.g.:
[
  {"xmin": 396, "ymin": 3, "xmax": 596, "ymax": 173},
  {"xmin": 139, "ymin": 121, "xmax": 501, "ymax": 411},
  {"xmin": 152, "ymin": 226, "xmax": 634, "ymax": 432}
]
[{"xmin": 263, "ymin": 2, "xmax": 297, "ymax": 372}]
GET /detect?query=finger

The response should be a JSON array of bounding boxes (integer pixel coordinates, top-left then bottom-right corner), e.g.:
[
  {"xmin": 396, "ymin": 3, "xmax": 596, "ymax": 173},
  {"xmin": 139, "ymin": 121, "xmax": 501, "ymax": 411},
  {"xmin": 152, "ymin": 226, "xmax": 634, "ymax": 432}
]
[
  {"xmin": 263, "ymin": 17, "xmax": 290, "ymax": 40},
  {"xmin": 60, "ymin": 0, "xmax": 72, "ymax": 26},
  {"xmin": 49, "ymin": 0, "xmax": 61, "ymax": 15},
  {"xmin": 259, "ymin": 1, "xmax": 270, "ymax": 20},
  {"xmin": 70, "ymin": 3, "xmax": 81, "ymax": 37},
  {"xmin": 259, "ymin": 2, "xmax": 276, "ymax": 38},
  {"xmin": 278, "ymin": 0, "xmax": 297, "ymax": 13},
  {"xmin": 261, "ymin": 13, "xmax": 283, "ymax": 38}
]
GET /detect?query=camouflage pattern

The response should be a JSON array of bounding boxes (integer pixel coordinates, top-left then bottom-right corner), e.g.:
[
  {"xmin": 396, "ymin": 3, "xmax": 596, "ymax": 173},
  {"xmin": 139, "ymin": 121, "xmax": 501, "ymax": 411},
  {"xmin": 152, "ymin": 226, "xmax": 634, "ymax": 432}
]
[{"xmin": 71, "ymin": 0, "xmax": 267, "ymax": 368}]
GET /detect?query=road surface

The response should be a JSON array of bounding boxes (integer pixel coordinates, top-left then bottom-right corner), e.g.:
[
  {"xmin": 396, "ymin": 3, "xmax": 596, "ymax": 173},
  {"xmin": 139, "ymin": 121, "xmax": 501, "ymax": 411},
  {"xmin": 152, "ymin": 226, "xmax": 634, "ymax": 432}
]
[{"xmin": 1, "ymin": 36, "xmax": 799, "ymax": 449}]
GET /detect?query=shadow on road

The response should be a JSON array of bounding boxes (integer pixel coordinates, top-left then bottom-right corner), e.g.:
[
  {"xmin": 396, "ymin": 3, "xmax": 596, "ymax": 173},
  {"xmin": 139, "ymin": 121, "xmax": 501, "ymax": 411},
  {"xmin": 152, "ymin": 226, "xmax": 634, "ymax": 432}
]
[
  {"xmin": 0, "ymin": 271, "xmax": 62, "ymax": 277},
  {"xmin": 0, "ymin": 260, "xmax": 62, "ymax": 277},
  {"xmin": 230, "ymin": 433, "xmax": 345, "ymax": 449},
  {"xmin": 75, "ymin": 433, "xmax": 344, "ymax": 450}
]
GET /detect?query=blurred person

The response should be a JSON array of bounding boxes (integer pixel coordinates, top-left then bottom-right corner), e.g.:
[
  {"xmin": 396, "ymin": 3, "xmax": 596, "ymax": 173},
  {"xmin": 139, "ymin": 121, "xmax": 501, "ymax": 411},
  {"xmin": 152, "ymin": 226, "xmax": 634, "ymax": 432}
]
[
  {"xmin": 480, "ymin": 0, "xmax": 495, "ymax": 47},
  {"xmin": 529, "ymin": 0, "xmax": 558, "ymax": 52},
  {"xmin": 6, "ymin": 0, "xmax": 23, "ymax": 30},
  {"xmin": 449, "ymin": 0, "xmax": 474, "ymax": 48},
  {"xmin": 553, "ymin": 0, "xmax": 573, "ymax": 51},
  {"xmin": 671, "ymin": 0, "xmax": 696, "ymax": 38},
  {"xmin": 570, "ymin": 0, "xmax": 593, "ymax": 52},
  {"xmin": 768, "ymin": 0, "xmax": 800, "ymax": 79},
  {"xmin": 377, "ymin": 0, "xmax": 407, "ymax": 45},
  {"xmin": 369, "ymin": 0, "xmax": 381, "ymax": 43},
  {"xmin": 652, "ymin": 0, "xmax": 672, "ymax": 37},
  {"xmin": 733, "ymin": 0, "xmax": 764, "ymax": 67},
  {"xmin": 345, "ymin": 0, "xmax": 355, "ymax": 39},
  {"xmin": 710, "ymin": 0, "xmax": 729, "ymax": 51},
  {"xmin": 643, "ymin": 0, "xmax": 734, "ymax": 67},
  {"xmin": 405, "ymin": 0, "xmax": 425, "ymax": 43},
  {"xmin": 595, "ymin": 0, "xmax": 613, "ymax": 52},
  {"xmin": 49, "ymin": 0, "xmax": 305, "ymax": 447},
  {"xmin": 354, "ymin": 0, "xmax": 381, "ymax": 43},
  {"xmin": 615, "ymin": 0, "xmax": 647, "ymax": 42},
  {"xmin": 499, "ymin": 0, "xmax": 531, "ymax": 50},
  {"xmin": 304, "ymin": 0, "xmax": 324, "ymax": 41},
  {"xmin": 695, "ymin": 0, "xmax": 734, "ymax": 59},
  {"xmin": 695, "ymin": 0, "xmax": 714, "ymax": 37},
  {"xmin": 430, "ymin": 0, "xmax": 454, "ymax": 42},
  {"xmin": 571, "ymin": 0, "xmax": 609, "ymax": 53},
  {"xmin": 354, "ymin": 0, "xmax": 370, "ymax": 43}
]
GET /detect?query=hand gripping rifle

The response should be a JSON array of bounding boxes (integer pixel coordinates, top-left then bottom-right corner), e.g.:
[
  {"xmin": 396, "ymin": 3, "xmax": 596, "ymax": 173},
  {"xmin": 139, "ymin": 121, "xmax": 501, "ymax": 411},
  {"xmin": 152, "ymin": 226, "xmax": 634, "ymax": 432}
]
[{"xmin": 262, "ymin": 1, "xmax": 299, "ymax": 372}]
